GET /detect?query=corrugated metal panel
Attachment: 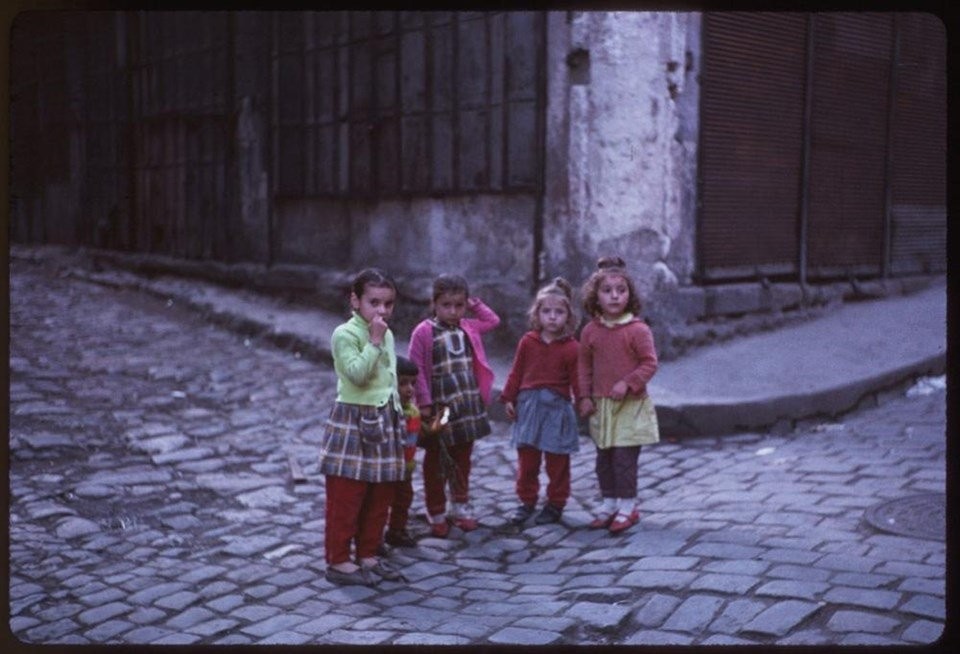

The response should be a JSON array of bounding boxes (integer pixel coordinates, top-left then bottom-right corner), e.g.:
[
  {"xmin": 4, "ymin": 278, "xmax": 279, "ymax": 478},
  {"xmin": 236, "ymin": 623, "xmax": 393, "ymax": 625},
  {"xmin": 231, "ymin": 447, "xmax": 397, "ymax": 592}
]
[
  {"xmin": 699, "ymin": 12, "xmax": 808, "ymax": 280},
  {"xmin": 889, "ymin": 14, "xmax": 946, "ymax": 274},
  {"xmin": 805, "ymin": 13, "xmax": 893, "ymax": 278}
]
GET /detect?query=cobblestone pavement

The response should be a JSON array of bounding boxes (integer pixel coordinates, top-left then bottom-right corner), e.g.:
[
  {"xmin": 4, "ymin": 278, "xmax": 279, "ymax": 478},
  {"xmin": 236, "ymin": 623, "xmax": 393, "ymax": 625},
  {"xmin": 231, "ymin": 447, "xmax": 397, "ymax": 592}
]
[{"xmin": 8, "ymin": 256, "xmax": 947, "ymax": 646}]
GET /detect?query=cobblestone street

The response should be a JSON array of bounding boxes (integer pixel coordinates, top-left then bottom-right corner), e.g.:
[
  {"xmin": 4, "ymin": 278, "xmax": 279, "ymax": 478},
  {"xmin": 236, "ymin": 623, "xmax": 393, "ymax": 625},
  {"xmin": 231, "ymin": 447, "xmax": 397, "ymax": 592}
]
[{"xmin": 8, "ymin": 256, "xmax": 947, "ymax": 646}]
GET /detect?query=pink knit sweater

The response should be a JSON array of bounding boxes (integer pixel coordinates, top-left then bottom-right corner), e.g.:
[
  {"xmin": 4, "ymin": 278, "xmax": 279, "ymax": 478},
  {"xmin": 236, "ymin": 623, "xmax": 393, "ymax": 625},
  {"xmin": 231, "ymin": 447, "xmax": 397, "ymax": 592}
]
[{"xmin": 577, "ymin": 317, "xmax": 658, "ymax": 399}]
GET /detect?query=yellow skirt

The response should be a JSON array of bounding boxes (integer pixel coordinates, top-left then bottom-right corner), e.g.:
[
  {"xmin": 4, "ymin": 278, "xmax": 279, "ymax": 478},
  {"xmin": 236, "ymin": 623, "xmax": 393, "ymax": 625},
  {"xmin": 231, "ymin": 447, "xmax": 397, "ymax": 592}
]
[{"xmin": 589, "ymin": 396, "xmax": 660, "ymax": 449}]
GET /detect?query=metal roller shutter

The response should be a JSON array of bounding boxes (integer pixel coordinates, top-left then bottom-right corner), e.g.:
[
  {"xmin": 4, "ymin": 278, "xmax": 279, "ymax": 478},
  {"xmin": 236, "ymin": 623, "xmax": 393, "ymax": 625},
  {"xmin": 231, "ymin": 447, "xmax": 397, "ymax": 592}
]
[
  {"xmin": 698, "ymin": 12, "xmax": 808, "ymax": 281},
  {"xmin": 805, "ymin": 13, "xmax": 893, "ymax": 279}
]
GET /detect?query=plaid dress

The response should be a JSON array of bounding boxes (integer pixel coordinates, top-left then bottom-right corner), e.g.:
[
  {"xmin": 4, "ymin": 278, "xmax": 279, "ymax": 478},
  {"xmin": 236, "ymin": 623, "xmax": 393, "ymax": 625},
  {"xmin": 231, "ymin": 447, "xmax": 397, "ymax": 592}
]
[
  {"xmin": 319, "ymin": 401, "xmax": 406, "ymax": 483},
  {"xmin": 430, "ymin": 321, "xmax": 491, "ymax": 446}
]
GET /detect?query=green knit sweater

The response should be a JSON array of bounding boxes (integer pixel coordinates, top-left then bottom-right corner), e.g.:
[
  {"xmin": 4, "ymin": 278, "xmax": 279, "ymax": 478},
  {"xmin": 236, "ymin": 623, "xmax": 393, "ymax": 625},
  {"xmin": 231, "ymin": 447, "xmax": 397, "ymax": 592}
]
[{"xmin": 331, "ymin": 313, "xmax": 400, "ymax": 410}]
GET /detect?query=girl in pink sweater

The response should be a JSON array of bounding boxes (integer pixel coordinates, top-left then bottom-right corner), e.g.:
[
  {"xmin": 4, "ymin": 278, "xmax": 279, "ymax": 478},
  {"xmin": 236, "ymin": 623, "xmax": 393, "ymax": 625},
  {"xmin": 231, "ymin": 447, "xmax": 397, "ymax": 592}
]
[
  {"xmin": 578, "ymin": 257, "xmax": 660, "ymax": 534},
  {"xmin": 408, "ymin": 274, "xmax": 500, "ymax": 537}
]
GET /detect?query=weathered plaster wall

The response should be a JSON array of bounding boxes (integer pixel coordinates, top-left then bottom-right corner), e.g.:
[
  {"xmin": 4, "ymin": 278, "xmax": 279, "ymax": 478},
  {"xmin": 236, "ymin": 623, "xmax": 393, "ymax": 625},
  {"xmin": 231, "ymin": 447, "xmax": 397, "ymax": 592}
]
[{"xmin": 543, "ymin": 11, "xmax": 700, "ymax": 301}]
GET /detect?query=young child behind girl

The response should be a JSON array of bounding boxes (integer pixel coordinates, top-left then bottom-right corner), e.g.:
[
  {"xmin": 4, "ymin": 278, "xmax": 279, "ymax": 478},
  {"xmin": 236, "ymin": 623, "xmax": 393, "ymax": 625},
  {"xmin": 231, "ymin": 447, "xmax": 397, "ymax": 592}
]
[
  {"xmin": 408, "ymin": 274, "xmax": 500, "ymax": 537},
  {"xmin": 578, "ymin": 256, "xmax": 660, "ymax": 534},
  {"xmin": 500, "ymin": 277, "xmax": 581, "ymax": 526},
  {"xmin": 383, "ymin": 356, "xmax": 422, "ymax": 548},
  {"xmin": 318, "ymin": 268, "xmax": 407, "ymax": 586}
]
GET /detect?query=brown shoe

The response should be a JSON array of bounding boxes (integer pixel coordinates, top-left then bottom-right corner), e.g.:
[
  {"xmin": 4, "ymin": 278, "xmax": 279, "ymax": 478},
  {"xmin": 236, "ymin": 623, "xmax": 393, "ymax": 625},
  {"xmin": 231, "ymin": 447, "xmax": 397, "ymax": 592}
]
[{"xmin": 325, "ymin": 566, "xmax": 377, "ymax": 587}]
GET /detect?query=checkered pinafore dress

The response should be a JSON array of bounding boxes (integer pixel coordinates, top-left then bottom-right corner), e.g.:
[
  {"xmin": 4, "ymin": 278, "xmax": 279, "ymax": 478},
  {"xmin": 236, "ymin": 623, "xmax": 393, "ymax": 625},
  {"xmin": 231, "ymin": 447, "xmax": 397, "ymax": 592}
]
[{"xmin": 430, "ymin": 321, "xmax": 491, "ymax": 446}]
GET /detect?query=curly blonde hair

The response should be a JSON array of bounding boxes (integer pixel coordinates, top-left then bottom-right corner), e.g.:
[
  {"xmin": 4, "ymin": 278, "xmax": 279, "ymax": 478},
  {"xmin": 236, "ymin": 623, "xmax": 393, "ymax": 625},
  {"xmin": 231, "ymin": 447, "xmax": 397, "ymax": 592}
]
[
  {"xmin": 580, "ymin": 256, "xmax": 642, "ymax": 318},
  {"xmin": 528, "ymin": 277, "xmax": 578, "ymax": 336}
]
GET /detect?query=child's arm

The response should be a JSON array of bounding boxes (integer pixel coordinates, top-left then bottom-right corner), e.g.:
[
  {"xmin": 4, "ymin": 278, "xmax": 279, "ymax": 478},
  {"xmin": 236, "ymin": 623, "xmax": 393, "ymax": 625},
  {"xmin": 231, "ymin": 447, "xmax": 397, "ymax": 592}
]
[
  {"xmin": 333, "ymin": 328, "xmax": 383, "ymax": 388},
  {"xmin": 621, "ymin": 322, "xmax": 659, "ymax": 393},
  {"xmin": 407, "ymin": 322, "xmax": 433, "ymax": 414},
  {"xmin": 566, "ymin": 340, "xmax": 582, "ymax": 403},
  {"xmin": 465, "ymin": 297, "xmax": 500, "ymax": 334},
  {"xmin": 577, "ymin": 328, "xmax": 595, "ymax": 417},
  {"xmin": 500, "ymin": 335, "xmax": 529, "ymax": 421}
]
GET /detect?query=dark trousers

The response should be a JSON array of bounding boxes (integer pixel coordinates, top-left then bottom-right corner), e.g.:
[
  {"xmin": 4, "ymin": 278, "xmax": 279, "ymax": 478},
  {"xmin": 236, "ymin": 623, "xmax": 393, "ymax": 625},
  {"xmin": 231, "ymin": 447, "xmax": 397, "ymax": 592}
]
[
  {"xmin": 595, "ymin": 445, "xmax": 642, "ymax": 498},
  {"xmin": 388, "ymin": 446, "xmax": 417, "ymax": 531},
  {"xmin": 516, "ymin": 446, "xmax": 571, "ymax": 508},
  {"xmin": 423, "ymin": 440, "xmax": 473, "ymax": 516},
  {"xmin": 324, "ymin": 475, "xmax": 395, "ymax": 565}
]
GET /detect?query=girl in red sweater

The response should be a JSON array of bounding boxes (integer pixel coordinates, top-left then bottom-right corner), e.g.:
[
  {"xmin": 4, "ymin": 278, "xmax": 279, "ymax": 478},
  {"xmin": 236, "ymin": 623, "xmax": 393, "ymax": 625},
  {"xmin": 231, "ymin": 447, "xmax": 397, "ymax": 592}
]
[
  {"xmin": 578, "ymin": 257, "xmax": 660, "ymax": 534},
  {"xmin": 500, "ymin": 277, "xmax": 581, "ymax": 526}
]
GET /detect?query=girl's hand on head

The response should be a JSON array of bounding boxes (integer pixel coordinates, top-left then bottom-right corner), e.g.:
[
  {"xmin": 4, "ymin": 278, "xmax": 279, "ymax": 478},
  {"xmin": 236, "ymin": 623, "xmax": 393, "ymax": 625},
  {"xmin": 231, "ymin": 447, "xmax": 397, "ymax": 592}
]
[
  {"xmin": 610, "ymin": 381, "xmax": 629, "ymax": 400},
  {"xmin": 368, "ymin": 315, "xmax": 388, "ymax": 346},
  {"xmin": 578, "ymin": 397, "xmax": 595, "ymax": 418},
  {"xmin": 504, "ymin": 402, "xmax": 516, "ymax": 421}
]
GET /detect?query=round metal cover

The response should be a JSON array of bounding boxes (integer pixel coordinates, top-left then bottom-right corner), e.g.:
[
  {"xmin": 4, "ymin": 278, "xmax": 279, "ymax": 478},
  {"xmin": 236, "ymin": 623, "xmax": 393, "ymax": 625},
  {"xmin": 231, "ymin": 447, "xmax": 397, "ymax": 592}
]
[{"xmin": 863, "ymin": 493, "xmax": 945, "ymax": 541}]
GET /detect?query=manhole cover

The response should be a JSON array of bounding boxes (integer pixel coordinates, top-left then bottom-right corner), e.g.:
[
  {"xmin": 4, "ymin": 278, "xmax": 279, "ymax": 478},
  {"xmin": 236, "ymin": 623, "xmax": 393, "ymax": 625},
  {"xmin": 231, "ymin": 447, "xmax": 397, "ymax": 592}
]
[{"xmin": 863, "ymin": 493, "xmax": 945, "ymax": 541}]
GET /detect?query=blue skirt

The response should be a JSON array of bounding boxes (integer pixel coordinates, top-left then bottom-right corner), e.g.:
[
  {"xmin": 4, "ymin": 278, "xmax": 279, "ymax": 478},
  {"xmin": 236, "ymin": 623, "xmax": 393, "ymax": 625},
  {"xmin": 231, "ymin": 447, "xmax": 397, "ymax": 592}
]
[{"xmin": 510, "ymin": 388, "xmax": 580, "ymax": 454}]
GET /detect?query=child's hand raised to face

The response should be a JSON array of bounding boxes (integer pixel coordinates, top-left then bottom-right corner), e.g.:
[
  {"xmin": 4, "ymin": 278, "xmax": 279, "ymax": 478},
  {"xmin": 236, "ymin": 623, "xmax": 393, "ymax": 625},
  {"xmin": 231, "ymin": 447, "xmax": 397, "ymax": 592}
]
[{"xmin": 369, "ymin": 315, "xmax": 389, "ymax": 346}]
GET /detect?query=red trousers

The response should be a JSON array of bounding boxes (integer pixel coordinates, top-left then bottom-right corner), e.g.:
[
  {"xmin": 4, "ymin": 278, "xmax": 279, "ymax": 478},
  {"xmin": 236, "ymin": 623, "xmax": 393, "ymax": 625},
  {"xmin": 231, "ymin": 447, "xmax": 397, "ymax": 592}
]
[
  {"xmin": 422, "ymin": 440, "xmax": 473, "ymax": 516},
  {"xmin": 516, "ymin": 446, "xmax": 571, "ymax": 508},
  {"xmin": 324, "ymin": 475, "xmax": 395, "ymax": 565}
]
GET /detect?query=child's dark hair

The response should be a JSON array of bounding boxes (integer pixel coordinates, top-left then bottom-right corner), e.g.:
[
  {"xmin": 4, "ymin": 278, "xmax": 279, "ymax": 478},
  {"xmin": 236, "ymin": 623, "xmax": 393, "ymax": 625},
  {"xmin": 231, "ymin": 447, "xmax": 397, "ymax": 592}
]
[
  {"xmin": 432, "ymin": 273, "xmax": 469, "ymax": 303},
  {"xmin": 351, "ymin": 267, "xmax": 397, "ymax": 299},
  {"xmin": 396, "ymin": 355, "xmax": 419, "ymax": 378},
  {"xmin": 581, "ymin": 256, "xmax": 642, "ymax": 318},
  {"xmin": 528, "ymin": 277, "xmax": 578, "ymax": 336}
]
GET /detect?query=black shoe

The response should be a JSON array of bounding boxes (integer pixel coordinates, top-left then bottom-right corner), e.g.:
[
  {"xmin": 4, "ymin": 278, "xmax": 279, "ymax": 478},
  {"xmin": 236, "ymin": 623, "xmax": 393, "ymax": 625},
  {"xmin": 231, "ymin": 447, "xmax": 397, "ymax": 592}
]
[
  {"xmin": 325, "ymin": 566, "xmax": 377, "ymax": 587},
  {"xmin": 510, "ymin": 503, "xmax": 536, "ymax": 524},
  {"xmin": 534, "ymin": 503, "xmax": 563, "ymax": 525},
  {"xmin": 384, "ymin": 529, "xmax": 417, "ymax": 548}
]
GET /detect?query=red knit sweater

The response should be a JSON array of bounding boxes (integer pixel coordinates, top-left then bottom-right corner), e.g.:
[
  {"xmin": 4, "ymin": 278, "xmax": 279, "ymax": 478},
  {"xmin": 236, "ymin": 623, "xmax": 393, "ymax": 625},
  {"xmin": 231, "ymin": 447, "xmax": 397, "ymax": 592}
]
[
  {"xmin": 500, "ymin": 331, "xmax": 580, "ymax": 404},
  {"xmin": 578, "ymin": 317, "xmax": 658, "ymax": 399}
]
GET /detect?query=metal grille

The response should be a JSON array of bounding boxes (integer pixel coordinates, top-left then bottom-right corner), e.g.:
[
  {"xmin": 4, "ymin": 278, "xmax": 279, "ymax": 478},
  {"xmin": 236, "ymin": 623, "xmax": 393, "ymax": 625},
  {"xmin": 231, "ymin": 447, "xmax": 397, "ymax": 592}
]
[
  {"xmin": 272, "ymin": 11, "xmax": 543, "ymax": 199},
  {"xmin": 698, "ymin": 12, "xmax": 808, "ymax": 281}
]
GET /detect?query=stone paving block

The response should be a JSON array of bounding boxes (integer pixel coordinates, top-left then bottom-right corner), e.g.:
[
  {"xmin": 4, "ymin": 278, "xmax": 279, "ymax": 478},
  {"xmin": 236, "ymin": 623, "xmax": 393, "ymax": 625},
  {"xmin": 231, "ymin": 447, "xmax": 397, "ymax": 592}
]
[
  {"xmin": 898, "ymin": 577, "xmax": 944, "ymax": 596},
  {"xmin": 127, "ymin": 607, "xmax": 166, "ymax": 625},
  {"xmin": 179, "ymin": 564, "xmax": 229, "ymax": 584},
  {"xmin": 34, "ymin": 603, "xmax": 84, "ymax": 622},
  {"xmin": 620, "ymin": 570, "xmax": 697, "ymax": 591},
  {"xmin": 813, "ymin": 553, "xmax": 883, "ymax": 573},
  {"xmin": 240, "ymin": 612, "xmax": 312, "ymax": 638},
  {"xmin": 165, "ymin": 606, "xmax": 215, "ymax": 631},
  {"xmin": 760, "ymin": 548, "xmax": 821, "ymax": 565},
  {"xmin": 154, "ymin": 590, "xmax": 200, "ymax": 611},
  {"xmin": 875, "ymin": 561, "xmax": 943, "ymax": 578},
  {"xmin": 127, "ymin": 581, "xmax": 188, "ymax": 606},
  {"xmin": 323, "ymin": 629, "xmax": 393, "ymax": 645},
  {"xmin": 662, "ymin": 595, "xmax": 724, "ymax": 633},
  {"xmin": 830, "ymin": 572, "xmax": 896, "ymax": 589},
  {"xmin": 83, "ymin": 619, "xmax": 133, "ymax": 641},
  {"xmin": 632, "ymin": 593, "xmax": 682, "ymax": 627},
  {"xmin": 901, "ymin": 619, "xmax": 945, "ymax": 644},
  {"xmin": 826, "ymin": 609, "xmax": 899, "ymax": 633},
  {"xmin": 756, "ymin": 580, "xmax": 829, "ymax": 602},
  {"xmin": 151, "ymin": 632, "xmax": 203, "ymax": 645},
  {"xmin": 213, "ymin": 633, "xmax": 255, "ymax": 645},
  {"xmin": 208, "ymin": 594, "xmax": 245, "ymax": 613},
  {"xmin": 230, "ymin": 605, "xmax": 283, "ymax": 623},
  {"xmin": 628, "ymin": 556, "xmax": 699, "ymax": 571},
  {"xmin": 564, "ymin": 601, "xmax": 632, "ymax": 629},
  {"xmin": 76, "ymin": 602, "xmax": 131, "ymax": 626},
  {"xmin": 741, "ymin": 600, "xmax": 820, "ymax": 637},
  {"xmin": 122, "ymin": 626, "xmax": 176, "ymax": 643},
  {"xmin": 622, "ymin": 629, "xmax": 694, "ymax": 645},
  {"xmin": 23, "ymin": 618, "xmax": 79, "ymax": 643},
  {"xmin": 77, "ymin": 587, "xmax": 127, "ymax": 607},
  {"xmin": 701, "ymin": 634, "xmax": 758, "ymax": 645},
  {"xmin": 899, "ymin": 594, "xmax": 945, "ymax": 620},
  {"xmin": 394, "ymin": 632, "xmax": 472, "ymax": 645},
  {"xmin": 708, "ymin": 598, "xmax": 767, "ymax": 634},
  {"xmin": 293, "ymin": 613, "xmax": 354, "ymax": 635},
  {"xmin": 690, "ymin": 573, "xmax": 758, "ymax": 595},
  {"xmin": 822, "ymin": 586, "xmax": 901, "ymax": 610},
  {"xmin": 767, "ymin": 564, "xmax": 832, "ymax": 582},
  {"xmin": 683, "ymin": 542, "xmax": 765, "ymax": 560},
  {"xmin": 245, "ymin": 583, "xmax": 278, "ymax": 599},
  {"xmin": 488, "ymin": 626, "xmax": 562, "ymax": 645},
  {"xmin": 185, "ymin": 617, "xmax": 241, "ymax": 637},
  {"xmin": 256, "ymin": 630, "xmax": 313, "ymax": 645},
  {"xmin": 268, "ymin": 586, "xmax": 316, "ymax": 607}
]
